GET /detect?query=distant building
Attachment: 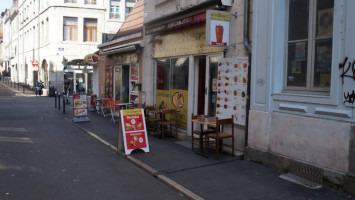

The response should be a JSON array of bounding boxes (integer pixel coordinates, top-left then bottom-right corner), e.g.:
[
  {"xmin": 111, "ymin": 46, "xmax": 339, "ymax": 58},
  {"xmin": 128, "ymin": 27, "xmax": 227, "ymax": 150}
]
[{"xmin": 1, "ymin": 0, "xmax": 136, "ymax": 95}]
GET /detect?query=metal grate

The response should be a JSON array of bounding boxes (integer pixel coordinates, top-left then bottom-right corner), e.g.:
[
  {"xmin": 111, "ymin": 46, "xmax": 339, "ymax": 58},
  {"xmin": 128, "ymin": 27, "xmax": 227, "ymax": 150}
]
[
  {"xmin": 280, "ymin": 173, "xmax": 322, "ymax": 189},
  {"xmin": 289, "ymin": 160, "xmax": 323, "ymax": 184}
]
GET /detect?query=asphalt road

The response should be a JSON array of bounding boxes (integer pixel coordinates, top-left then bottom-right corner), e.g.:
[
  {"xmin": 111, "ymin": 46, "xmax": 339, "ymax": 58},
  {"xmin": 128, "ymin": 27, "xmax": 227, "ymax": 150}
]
[{"xmin": 0, "ymin": 82, "xmax": 185, "ymax": 200}]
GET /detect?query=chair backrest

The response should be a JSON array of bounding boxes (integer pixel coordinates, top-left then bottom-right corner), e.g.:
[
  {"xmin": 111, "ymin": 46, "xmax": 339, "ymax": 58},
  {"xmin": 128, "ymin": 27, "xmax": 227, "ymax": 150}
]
[
  {"xmin": 102, "ymin": 98, "xmax": 111, "ymax": 107},
  {"xmin": 110, "ymin": 100, "xmax": 122, "ymax": 109},
  {"xmin": 216, "ymin": 115, "xmax": 234, "ymax": 133},
  {"xmin": 162, "ymin": 109, "xmax": 177, "ymax": 121},
  {"xmin": 191, "ymin": 114, "xmax": 209, "ymax": 120}
]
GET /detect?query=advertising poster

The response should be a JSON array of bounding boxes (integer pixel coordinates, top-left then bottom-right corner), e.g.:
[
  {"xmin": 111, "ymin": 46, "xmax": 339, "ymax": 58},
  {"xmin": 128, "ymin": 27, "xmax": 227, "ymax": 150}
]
[
  {"xmin": 73, "ymin": 94, "xmax": 88, "ymax": 117},
  {"xmin": 216, "ymin": 57, "xmax": 249, "ymax": 125},
  {"xmin": 206, "ymin": 10, "xmax": 230, "ymax": 47},
  {"xmin": 156, "ymin": 90, "xmax": 170, "ymax": 110},
  {"xmin": 130, "ymin": 64, "xmax": 139, "ymax": 81},
  {"xmin": 171, "ymin": 89, "xmax": 188, "ymax": 129},
  {"xmin": 120, "ymin": 109, "xmax": 149, "ymax": 155}
]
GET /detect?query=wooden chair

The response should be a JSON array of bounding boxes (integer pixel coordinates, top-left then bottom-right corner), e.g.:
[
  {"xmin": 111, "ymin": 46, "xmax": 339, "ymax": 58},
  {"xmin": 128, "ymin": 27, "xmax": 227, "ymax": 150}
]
[
  {"xmin": 156, "ymin": 109, "xmax": 178, "ymax": 140},
  {"xmin": 110, "ymin": 99, "xmax": 122, "ymax": 123},
  {"xmin": 191, "ymin": 114, "xmax": 215, "ymax": 153},
  {"xmin": 205, "ymin": 116, "xmax": 234, "ymax": 160},
  {"xmin": 144, "ymin": 105, "xmax": 160, "ymax": 133}
]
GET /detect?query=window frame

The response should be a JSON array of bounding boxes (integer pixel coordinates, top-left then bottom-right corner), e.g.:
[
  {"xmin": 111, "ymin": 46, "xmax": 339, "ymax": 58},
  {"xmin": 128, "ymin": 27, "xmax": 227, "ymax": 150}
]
[
  {"xmin": 284, "ymin": 0, "xmax": 333, "ymax": 94},
  {"xmin": 63, "ymin": 17, "xmax": 78, "ymax": 41},
  {"xmin": 83, "ymin": 18, "xmax": 97, "ymax": 42}
]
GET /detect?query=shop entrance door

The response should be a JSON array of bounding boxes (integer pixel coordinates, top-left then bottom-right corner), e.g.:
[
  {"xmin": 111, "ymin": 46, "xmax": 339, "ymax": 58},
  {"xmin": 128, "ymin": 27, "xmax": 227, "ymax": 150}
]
[
  {"xmin": 114, "ymin": 65, "xmax": 130, "ymax": 102},
  {"xmin": 196, "ymin": 55, "xmax": 221, "ymax": 117}
]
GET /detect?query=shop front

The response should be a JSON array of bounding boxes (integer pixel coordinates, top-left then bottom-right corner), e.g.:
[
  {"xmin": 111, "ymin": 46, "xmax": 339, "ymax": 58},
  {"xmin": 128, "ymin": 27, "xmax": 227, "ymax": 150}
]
[
  {"xmin": 103, "ymin": 52, "xmax": 140, "ymax": 103},
  {"xmin": 64, "ymin": 59, "xmax": 94, "ymax": 95},
  {"xmin": 150, "ymin": 23, "xmax": 224, "ymax": 130}
]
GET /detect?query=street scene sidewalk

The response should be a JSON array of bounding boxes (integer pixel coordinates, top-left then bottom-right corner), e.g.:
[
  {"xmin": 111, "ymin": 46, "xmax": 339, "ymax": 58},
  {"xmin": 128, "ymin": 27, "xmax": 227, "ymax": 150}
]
[
  {"xmin": 57, "ymin": 99, "xmax": 352, "ymax": 199},
  {"xmin": 2, "ymin": 82, "xmax": 352, "ymax": 200}
]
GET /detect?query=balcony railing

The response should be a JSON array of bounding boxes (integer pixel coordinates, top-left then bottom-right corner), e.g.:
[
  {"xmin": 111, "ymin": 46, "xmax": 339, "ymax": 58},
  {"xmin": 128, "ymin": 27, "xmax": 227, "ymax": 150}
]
[{"xmin": 109, "ymin": 13, "xmax": 120, "ymax": 19}]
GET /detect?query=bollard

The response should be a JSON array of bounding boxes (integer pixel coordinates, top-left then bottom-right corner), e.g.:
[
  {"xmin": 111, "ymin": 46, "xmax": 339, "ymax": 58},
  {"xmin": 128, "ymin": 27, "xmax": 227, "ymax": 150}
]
[
  {"xmin": 55, "ymin": 91, "xmax": 57, "ymax": 108},
  {"xmin": 63, "ymin": 92, "xmax": 66, "ymax": 114},
  {"xmin": 58, "ymin": 94, "xmax": 61, "ymax": 110},
  {"xmin": 23, "ymin": 84, "xmax": 25, "ymax": 93},
  {"xmin": 18, "ymin": 82, "xmax": 19, "ymax": 90}
]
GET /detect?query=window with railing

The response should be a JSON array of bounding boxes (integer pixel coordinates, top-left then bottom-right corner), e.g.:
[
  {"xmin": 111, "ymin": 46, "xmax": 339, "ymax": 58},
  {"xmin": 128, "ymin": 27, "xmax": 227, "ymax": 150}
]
[
  {"xmin": 110, "ymin": 0, "xmax": 120, "ymax": 19},
  {"xmin": 85, "ymin": 0, "xmax": 96, "ymax": 4}
]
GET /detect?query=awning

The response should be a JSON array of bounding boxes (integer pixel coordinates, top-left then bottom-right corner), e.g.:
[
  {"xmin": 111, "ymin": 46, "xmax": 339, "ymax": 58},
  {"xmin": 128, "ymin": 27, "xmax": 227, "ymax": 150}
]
[{"xmin": 99, "ymin": 41, "xmax": 143, "ymax": 55}]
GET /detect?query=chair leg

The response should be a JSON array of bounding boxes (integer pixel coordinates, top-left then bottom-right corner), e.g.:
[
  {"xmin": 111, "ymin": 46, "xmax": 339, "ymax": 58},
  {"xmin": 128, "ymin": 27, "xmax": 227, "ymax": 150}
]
[
  {"xmin": 162, "ymin": 125, "xmax": 165, "ymax": 140},
  {"xmin": 205, "ymin": 137, "xmax": 209, "ymax": 157},
  {"xmin": 216, "ymin": 139, "xmax": 220, "ymax": 160},
  {"xmin": 232, "ymin": 136, "xmax": 235, "ymax": 157}
]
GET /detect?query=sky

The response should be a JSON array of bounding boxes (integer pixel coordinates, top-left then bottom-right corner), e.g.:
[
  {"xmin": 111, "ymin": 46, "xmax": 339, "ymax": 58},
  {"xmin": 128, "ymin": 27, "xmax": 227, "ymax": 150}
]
[{"xmin": 0, "ymin": 0, "xmax": 13, "ymax": 14}]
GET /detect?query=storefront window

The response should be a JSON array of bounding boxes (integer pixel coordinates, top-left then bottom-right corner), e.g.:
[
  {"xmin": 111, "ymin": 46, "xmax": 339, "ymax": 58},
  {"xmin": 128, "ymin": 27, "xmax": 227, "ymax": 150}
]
[
  {"xmin": 286, "ymin": 0, "xmax": 333, "ymax": 91},
  {"xmin": 172, "ymin": 58, "xmax": 189, "ymax": 90},
  {"xmin": 156, "ymin": 57, "xmax": 189, "ymax": 129}
]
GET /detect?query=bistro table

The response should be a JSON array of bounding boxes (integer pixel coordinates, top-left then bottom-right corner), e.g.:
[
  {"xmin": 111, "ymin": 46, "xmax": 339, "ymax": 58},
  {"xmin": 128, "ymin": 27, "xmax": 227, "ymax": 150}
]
[{"xmin": 190, "ymin": 117, "xmax": 216, "ymax": 157}]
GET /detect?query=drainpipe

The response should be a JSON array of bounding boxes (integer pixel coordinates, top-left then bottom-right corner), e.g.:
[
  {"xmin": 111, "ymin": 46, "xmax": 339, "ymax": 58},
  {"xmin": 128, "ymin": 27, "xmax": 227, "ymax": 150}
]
[
  {"xmin": 176, "ymin": 0, "xmax": 181, "ymax": 11},
  {"xmin": 244, "ymin": 0, "xmax": 252, "ymax": 148}
]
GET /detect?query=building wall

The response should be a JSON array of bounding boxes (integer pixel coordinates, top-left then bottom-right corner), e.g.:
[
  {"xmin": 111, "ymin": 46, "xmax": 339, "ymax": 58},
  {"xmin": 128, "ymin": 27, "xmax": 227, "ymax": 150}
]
[{"xmin": 249, "ymin": 0, "xmax": 355, "ymax": 189}]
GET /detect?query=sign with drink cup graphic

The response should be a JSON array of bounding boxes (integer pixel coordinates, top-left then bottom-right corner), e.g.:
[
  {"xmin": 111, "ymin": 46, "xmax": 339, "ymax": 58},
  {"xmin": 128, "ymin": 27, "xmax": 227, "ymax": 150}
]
[
  {"xmin": 206, "ymin": 10, "xmax": 230, "ymax": 47},
  {"xmin": 120, "ymin": 109, "xmax": 149, "ymax": 155}
]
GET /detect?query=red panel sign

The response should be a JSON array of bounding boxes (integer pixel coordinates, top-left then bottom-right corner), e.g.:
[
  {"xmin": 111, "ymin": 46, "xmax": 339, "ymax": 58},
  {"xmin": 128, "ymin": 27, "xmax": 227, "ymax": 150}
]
[{"xmin": 120, "ymin": 109, "xmax": 149, "ymax": 155}]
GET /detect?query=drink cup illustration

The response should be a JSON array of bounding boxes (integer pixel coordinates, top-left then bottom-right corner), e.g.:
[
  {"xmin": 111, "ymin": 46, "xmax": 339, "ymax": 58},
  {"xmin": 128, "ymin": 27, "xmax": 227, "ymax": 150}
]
[{"xmin": 215, "ymin": 25, "xmax": 224, "ymax": 43}]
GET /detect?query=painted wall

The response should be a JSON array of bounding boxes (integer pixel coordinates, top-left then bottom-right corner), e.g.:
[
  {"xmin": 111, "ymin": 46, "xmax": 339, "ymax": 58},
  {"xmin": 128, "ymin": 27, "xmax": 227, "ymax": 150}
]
[{"xmin": 249, "ymin": 0, "xmax": 355, "ymax": 173}]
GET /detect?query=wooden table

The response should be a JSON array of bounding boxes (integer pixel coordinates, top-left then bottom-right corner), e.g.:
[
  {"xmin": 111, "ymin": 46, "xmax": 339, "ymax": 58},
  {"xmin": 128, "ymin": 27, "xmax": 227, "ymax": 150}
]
[{"xmin": 191, "ymin": 117, "xmax": 216, "ymax": 156}]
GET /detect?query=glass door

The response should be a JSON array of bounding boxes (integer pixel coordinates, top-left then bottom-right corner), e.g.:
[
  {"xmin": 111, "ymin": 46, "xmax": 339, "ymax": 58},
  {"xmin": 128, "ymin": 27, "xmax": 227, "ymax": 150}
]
[
  {"xmin": 205, "ymin": 55, "xmax": 222, "ymax": 117},
  {"xmin": 114, "ymin": 66, "xmax": 122, "ymax": 100}
]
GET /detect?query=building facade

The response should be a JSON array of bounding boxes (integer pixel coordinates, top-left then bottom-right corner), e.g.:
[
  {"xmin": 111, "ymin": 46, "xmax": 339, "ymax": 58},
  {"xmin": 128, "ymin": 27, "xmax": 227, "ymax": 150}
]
[
  {"xmin": 142, "ymin": 0, "xmax": 252, "ymax": 149},
  {"xmin": 98, "ymin": 0, "xmax": 143, "ymax": 104},
  {"xmin": 2, "ymin": 0, "xmax": 135, "ymax": 95},
  {"xmin": 249, "ymin": 0, "xmax": 355, "ymax": 193}
]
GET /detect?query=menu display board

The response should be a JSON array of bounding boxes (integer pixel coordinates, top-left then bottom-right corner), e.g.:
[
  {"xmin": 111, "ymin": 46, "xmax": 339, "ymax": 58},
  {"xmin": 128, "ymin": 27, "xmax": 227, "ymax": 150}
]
[
  {"xmin": 120, "ymin": 109, "xmax": 149, "ymax": 155},
  {"xmin": 73, "ymin": 94, "xmax": 88, "ymax": 117},
  {"xmin": 216, "ymin": 57, "xmax": 249, "ymax": 126}
]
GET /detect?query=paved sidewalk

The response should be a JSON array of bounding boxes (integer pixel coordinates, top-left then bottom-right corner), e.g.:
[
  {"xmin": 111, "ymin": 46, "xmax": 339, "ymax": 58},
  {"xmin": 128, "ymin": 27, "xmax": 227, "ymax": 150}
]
[
  {"xmin": 7, "ymin": 86, "xmax": 353, "ymax": 200},
  {"xmin": 67, "ymin": 107, "xmax": 353, "ymax": 200}
]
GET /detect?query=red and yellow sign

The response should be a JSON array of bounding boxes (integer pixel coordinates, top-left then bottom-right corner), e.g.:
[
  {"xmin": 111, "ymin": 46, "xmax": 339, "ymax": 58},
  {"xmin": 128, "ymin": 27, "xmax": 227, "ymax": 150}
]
[
  {"xmin": 73, "ymin": 94, "xmax": 88, "ymax": 117},
  {"xmin": 120, "ymin": 109, "xmax": 149, "ymax": 155},
  {"xmin": 156, "ymin": 89, "xmax": 188, "ymax": 129}
]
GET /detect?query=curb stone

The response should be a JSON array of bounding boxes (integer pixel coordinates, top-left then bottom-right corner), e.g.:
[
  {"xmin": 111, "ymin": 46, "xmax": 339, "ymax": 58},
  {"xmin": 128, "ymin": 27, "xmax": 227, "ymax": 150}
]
[{"xmin": 70, "ymin": 120, "xmax": 204, "ymax": 200}]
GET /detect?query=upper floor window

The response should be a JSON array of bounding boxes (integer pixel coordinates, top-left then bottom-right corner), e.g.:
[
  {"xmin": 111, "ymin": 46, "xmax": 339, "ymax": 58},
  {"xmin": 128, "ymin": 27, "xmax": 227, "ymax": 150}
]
[
  {"xmin": 85, "ymin": 0, "xmax": 96, "ymax": 4},
  {"xmin": 286, "ymin": 0, "xmax": 334, "ymax": 92},
  {"xmin": 110, "ymin": 0, "xmax": 120, "ymax": 19},
  {"xmin": 125, "ymin": 0, "xmax": 136, "ymax": 18},
  {"xmin": 63, "ymin": 17, "xmax": 78, "ymax": 41},
  {"xmin": 84, "ymin": 18, "xmax": 97, "ymax": 42},
  {"xmin": 64, "ymin": 0, "xmax": 77, "ymax": 3}
]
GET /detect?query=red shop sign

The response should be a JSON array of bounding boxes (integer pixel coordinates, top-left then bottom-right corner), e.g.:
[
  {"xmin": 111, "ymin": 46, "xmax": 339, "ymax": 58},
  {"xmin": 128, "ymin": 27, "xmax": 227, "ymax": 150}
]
[{"xmin": 119, "ymin": 109, "xmax": 149, "ymax": 155}]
